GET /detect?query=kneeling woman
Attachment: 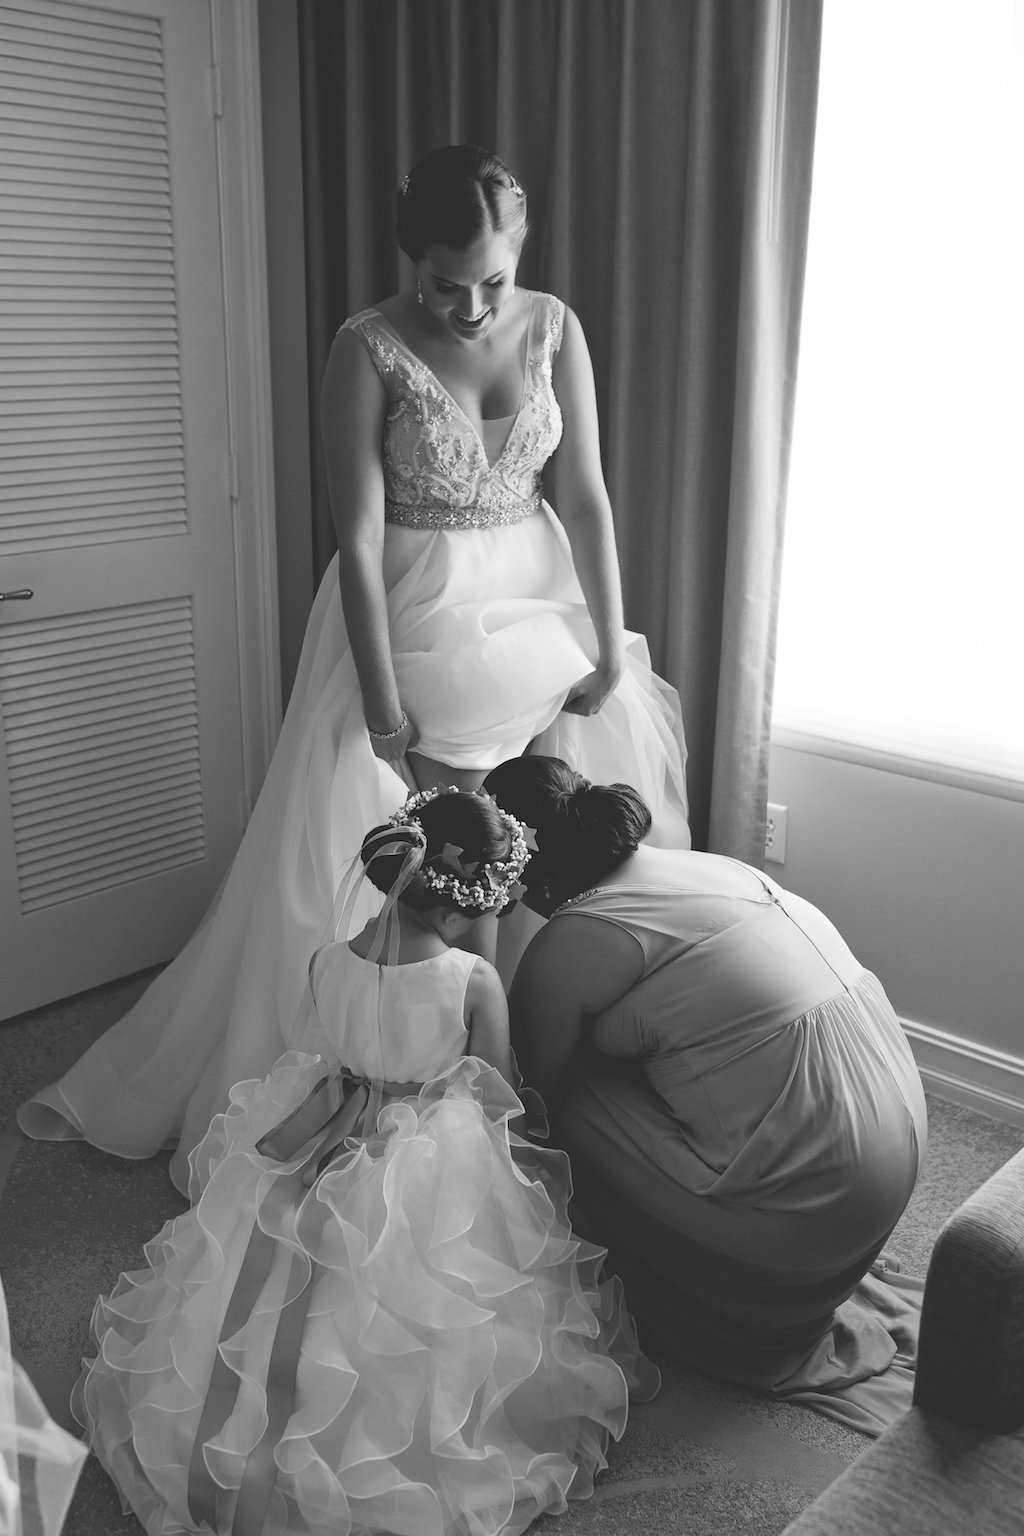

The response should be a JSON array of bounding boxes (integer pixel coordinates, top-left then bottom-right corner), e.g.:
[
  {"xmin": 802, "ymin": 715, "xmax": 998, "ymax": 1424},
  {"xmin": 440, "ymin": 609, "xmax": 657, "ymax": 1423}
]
[{"xmin": 486, "ymin": 756, "xmax": 928, "ymax": 1435}]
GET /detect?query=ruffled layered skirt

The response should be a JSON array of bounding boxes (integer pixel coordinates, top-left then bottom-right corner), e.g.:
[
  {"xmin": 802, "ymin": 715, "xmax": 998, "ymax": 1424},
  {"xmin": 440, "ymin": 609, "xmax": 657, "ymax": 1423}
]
[
  {"xmin": 20, "ymin": 507, "xmax": 688, "ymax": 1193},
  {"xmin": 72, "ymin": 1055, "xmax": 659, "ymax": 1536}
]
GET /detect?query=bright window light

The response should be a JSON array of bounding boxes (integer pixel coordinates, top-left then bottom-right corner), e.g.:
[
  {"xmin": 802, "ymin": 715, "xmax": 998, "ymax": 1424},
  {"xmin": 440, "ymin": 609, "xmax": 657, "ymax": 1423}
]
[{"xmin": 772, "ymin": 0, "xmax": 1024, "ymax": 779}]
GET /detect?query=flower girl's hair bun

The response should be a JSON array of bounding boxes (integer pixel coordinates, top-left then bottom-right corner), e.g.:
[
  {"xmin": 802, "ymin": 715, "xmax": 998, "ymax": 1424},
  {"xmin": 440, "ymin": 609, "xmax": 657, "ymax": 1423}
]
[{"xmin": 359, "ymin": 819, "xmax": 426, "ymax": 885}]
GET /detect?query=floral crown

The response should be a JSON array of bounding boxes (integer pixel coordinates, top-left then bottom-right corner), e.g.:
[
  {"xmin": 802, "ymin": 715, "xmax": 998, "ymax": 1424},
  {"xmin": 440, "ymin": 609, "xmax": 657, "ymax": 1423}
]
[{"xmin": 386, "ymin": 785, "xmax": 530, "ymax": 914}]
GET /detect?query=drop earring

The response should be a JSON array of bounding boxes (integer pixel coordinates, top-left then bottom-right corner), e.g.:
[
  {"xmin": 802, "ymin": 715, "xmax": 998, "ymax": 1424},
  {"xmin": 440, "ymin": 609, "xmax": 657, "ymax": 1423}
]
[{"xmin": 417, "ymin": 275, "xmax": 424, "ymax": 306}]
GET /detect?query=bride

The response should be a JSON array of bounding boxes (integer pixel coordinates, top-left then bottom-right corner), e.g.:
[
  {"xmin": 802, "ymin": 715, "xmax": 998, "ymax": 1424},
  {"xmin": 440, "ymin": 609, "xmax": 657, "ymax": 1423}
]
[{"xmin": 19, "ymin": 145, "xmax": 689, "ymax": 1195}]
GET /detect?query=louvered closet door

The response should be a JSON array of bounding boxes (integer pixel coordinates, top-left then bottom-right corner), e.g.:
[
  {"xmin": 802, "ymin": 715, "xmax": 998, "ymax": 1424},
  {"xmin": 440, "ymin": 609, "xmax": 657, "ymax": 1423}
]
[{"xmin": 0, "ymin": 0, "xmax": 247, "ymax": 1017}]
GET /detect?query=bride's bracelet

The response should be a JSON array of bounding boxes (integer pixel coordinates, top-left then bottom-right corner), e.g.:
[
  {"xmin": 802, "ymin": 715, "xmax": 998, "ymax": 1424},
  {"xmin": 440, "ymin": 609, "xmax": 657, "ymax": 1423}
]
[{"xmin": 367, "ymin": 711, "xmax": 409, "ymax": 741}]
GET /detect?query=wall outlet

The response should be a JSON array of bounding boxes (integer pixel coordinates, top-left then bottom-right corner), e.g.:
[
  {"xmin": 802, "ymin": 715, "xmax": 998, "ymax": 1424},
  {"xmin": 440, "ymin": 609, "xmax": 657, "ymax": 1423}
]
[{"xmin": 765, "ymin": 803, "xmax": 788, "ymax": 864}]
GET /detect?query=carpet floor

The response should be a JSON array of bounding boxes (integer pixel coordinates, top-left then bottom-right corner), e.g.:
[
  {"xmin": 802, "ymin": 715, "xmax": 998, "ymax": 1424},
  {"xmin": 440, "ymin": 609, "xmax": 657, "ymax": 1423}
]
[{"xmin": 2, "ymin": 975, "xmax": 1022, "ymax": 1536}]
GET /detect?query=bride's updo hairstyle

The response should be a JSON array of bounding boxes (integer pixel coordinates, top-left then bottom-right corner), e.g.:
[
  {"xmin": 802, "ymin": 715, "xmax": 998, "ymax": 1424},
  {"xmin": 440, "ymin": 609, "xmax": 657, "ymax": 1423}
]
[
  {"xmin": 485, "ymin": 756, "xmax": 651, "ymax": 898},
  {"xmin": 396, "ymin": 144, "xmax": 529, "ymax": 262},
  {"xmin": 360, "ymin": 789, "xmax": 518, "ymax": 915}
]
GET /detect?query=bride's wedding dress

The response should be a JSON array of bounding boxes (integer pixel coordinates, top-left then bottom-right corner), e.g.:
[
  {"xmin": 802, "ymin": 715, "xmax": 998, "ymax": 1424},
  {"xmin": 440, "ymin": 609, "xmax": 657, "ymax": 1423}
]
[{"xmin": 19, "ymin": 291, "xmax": 688, "ymax": 1194}]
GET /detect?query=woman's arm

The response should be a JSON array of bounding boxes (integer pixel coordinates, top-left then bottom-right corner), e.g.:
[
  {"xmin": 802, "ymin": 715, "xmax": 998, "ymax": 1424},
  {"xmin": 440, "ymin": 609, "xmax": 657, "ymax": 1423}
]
[
  {"xmin": 544, "ymin": 305, "xmax": 626, "ymax": 716},
  {"xmin": 465, "ymin": 957, "xmax": 514, "ymax": 1083},
  {"xmin": 320, "ymin": 328, "xmax": 416, "ymax": 761},
  {"xmin": 508, "ymin": 914, "xmax": 644, "ymax": 1101}
]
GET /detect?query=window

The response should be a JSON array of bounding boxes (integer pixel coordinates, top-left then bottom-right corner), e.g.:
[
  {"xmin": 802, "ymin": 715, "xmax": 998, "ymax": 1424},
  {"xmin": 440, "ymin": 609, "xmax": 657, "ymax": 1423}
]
[{"xmin": 772, "ymin": 0, "xmax": 1024, "ymax": 781}]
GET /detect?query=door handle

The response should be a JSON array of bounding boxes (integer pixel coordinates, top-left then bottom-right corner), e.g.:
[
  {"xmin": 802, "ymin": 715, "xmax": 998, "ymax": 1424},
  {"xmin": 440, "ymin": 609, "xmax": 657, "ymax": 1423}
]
[{"xmin": 0, "ymin": 590, "xmax": 33, "ymax": 601}]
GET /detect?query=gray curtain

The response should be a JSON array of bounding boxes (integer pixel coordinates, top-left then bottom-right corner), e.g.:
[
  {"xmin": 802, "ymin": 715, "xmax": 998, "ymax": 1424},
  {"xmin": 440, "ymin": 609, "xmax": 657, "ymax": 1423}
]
[{"xmin": 299, "ymin": 0, "xmax": 822, "ymax": 860}]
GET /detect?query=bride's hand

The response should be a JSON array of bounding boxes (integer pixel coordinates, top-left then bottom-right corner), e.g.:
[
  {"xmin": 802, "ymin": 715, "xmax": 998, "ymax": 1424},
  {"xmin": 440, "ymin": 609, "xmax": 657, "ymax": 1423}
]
[{"xmin": 561, "ymin": 659, "xmax": 623, "ymax": 717}]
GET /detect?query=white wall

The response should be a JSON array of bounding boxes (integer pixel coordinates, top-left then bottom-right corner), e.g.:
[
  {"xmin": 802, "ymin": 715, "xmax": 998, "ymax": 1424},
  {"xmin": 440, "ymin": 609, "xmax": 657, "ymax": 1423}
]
[{"xmin": 769, "ymin": 738, "xmax": 1024, "ymax": 1126}]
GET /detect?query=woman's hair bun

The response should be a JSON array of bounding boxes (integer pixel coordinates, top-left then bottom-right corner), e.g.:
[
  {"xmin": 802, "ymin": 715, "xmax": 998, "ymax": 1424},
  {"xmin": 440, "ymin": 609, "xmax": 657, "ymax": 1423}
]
[
  {"xmin": 549, "ymin": 772, "xmax": 590, "ymax": 822},
  {"xmin": 573, "ymin": 781, "xmax": 651, "ymax": 860},
  {"xmin": 483, "ymin": 756, "xmax": 652, "ymax": 885}
]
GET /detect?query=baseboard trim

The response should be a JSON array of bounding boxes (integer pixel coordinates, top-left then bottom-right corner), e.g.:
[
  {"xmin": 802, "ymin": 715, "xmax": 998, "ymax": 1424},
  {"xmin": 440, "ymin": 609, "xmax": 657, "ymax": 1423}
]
[{"xmin": 902, "ymin": 1017, "xmax": 1024, "ymax": 1130}]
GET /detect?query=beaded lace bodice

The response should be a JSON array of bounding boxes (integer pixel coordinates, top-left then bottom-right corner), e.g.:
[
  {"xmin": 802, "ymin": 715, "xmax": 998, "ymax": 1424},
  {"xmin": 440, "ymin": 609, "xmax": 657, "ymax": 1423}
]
[{"xmin": 342, "ymin": 293, "xmax": 564, "ymax": 530}]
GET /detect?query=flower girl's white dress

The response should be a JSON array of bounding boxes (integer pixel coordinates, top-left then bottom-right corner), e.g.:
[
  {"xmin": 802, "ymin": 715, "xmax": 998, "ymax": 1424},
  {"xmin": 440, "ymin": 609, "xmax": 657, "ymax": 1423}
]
[{"xmin": 72, "ymin": 936, "xmax": 660, "ymax": 1536}]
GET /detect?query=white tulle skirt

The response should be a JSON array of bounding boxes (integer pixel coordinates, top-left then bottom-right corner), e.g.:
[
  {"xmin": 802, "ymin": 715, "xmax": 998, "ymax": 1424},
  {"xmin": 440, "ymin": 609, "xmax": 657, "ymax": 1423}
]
[
  {"xmin": 72, "ymin": 1055, "xmax": 660, "ymax": 1536},
  {"xmin": 19, "ymin": 507, "xmax": 688, "ymax": 1193}
]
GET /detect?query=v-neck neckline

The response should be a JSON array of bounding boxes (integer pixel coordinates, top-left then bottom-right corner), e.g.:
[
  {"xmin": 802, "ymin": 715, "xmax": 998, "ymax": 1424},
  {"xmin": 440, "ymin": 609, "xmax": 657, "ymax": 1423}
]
[{"xmin": 372, "ymin": 294, "xmax": 534, "ymax": 470}]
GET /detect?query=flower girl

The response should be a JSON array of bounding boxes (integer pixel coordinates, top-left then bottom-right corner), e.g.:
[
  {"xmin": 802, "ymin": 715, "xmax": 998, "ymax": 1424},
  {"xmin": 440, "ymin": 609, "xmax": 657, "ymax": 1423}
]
[{"xmin": 72, "ymin": 786, "xmax": 659, "ymax": 1536}]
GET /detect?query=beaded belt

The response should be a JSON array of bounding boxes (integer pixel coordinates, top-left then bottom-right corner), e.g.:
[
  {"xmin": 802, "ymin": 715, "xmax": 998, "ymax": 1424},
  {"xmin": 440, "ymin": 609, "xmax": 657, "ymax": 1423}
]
[{"xmin": 385, "ymin": 487, "xmax": 541, "ymax": 530}]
